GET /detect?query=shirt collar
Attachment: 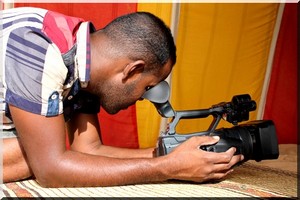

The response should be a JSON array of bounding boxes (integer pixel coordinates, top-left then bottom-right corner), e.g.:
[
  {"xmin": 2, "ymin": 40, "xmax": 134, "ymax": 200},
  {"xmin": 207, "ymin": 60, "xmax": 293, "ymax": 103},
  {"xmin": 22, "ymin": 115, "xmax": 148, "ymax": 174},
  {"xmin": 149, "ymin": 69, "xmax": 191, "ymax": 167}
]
[{"xmin": 75, "ymin": 22, "xmax": 96, "ymax": 88}]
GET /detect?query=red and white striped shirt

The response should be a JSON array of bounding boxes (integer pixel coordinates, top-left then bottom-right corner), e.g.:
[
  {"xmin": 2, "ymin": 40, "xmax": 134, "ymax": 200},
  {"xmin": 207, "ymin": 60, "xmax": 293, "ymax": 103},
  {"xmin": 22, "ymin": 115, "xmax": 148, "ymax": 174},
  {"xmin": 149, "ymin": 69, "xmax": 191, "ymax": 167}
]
[{"xmin": 1, "ymin": 7, "xmax": 98, "ymax": 121}]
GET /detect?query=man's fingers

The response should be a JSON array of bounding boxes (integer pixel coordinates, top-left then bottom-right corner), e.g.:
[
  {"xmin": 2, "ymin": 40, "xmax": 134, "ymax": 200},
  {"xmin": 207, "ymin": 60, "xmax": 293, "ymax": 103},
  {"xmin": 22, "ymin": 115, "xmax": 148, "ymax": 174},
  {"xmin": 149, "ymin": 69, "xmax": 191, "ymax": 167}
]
[
  {"xmin": 201, "ymin": 146, "xmax": 244, "ymax": 164},
  {"xmin": 212, "ymin": 157, "xmax": 241, "ymax": 172},
  {"xmin": 211, "ymin": 148, "xmax": 244, "ymax": 173},
  {"xmin": 203, "ymin": 153, "xmax": 242, "ymax": 182},
  {"xmin": 190, "ymin": 135, "xmax": 220, "ymax": 146},
  {"xmin": 209, "ymin": 169, "xmax": 234, "ymax": 181}
]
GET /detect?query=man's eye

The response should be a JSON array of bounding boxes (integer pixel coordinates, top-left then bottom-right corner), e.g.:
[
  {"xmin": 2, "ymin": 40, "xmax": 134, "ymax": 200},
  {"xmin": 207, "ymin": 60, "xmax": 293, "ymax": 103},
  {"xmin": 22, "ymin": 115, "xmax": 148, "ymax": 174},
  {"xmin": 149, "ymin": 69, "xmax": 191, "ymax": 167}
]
[{"xmin": 146, "ymin": 86, "xmax": 153, "ymax": 91}]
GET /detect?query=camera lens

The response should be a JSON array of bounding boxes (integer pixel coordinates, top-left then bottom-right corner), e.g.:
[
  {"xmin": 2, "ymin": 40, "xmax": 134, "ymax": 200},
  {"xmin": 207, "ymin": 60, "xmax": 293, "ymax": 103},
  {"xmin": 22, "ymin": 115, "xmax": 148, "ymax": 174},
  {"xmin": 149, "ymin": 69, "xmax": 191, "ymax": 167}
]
[{"xmin": 210, "ymin": 120, "xmax": 279, "ymax": 162}]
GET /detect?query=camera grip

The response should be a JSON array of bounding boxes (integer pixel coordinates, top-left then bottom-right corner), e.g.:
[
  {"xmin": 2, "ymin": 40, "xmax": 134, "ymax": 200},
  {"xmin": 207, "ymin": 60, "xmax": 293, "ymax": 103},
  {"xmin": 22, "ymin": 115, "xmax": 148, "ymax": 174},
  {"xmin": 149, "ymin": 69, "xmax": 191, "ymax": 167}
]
[{"xmin": 200, "ymin": 138, "xmax": 243, "ymax": 155}]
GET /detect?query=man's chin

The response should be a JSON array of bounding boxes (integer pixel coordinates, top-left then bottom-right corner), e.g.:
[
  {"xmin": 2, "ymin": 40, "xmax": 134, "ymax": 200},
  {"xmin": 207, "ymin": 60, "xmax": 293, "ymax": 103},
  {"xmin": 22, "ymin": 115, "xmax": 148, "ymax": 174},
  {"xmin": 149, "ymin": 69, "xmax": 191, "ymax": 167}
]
[
  {"xmin": 102, "ymin": 104, "xmax": 132, "ymax": 115},
  {"xmin": 106, "ymin": 110, "xmax": 120, "ymax": 115},
  {"xmin": 105, "ymin": 106, "xmax": 132, "ymax": 115},
  {"xmin": 101, "ymin": 106, "xmax": 119, "ymax": 115}
]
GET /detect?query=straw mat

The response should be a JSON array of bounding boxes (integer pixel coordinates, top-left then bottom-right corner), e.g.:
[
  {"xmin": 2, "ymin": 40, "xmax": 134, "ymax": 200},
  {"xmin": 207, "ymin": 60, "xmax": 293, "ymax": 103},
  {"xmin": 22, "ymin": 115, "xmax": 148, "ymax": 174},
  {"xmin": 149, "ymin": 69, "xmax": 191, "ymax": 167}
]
[{"xmin": 1, "ymin": 144, "xmax": 298, "ymax": 198}]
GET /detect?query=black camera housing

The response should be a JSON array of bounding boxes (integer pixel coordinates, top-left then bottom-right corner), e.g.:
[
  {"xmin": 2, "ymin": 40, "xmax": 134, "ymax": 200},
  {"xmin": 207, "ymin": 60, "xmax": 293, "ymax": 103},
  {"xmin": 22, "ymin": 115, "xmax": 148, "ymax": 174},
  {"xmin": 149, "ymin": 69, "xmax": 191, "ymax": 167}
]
[{"xmin": 142, "ymin": 81, "xmax": 279, "ymax": 162}]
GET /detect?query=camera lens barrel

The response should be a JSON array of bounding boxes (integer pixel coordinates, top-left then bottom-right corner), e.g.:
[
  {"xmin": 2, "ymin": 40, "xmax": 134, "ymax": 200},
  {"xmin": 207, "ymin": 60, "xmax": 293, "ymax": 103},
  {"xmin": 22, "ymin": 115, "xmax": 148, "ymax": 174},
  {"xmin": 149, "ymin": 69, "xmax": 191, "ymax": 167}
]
[
  {"xmin": 208, "ymin": 120, "xmax": 279, "ymax": 162},
  {"xmin": 209, "ymin": 127, "xmax": 253, "ymax": 161},
  {"xmin": 240, "ymin": 120, "xmax": 279, "ymax": 161}
]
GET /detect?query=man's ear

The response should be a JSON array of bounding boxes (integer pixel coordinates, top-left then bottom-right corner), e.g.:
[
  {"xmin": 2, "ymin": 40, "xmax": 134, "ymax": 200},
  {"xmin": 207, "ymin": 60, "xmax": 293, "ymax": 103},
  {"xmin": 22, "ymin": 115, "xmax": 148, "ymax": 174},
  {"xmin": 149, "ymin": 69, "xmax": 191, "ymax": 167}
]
[{"xmin": 122, "ymin": 60, "xmax": 146, "ymax": 81}]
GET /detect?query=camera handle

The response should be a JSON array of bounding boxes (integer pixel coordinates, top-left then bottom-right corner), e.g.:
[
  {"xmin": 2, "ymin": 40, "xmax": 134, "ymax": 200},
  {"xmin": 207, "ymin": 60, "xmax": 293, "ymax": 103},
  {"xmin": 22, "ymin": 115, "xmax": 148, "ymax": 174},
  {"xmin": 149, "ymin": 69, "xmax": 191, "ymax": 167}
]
[
  {"xmin": 142, "ymin": 81, "xmax": 255, "ymax": 136},
  {"xmin": 167, "ymin": 107, "xmax": 225, "ymax": 135},
  {"xmin": 142, "ymin": 81, "xmax": 244, "ymax": 136}
]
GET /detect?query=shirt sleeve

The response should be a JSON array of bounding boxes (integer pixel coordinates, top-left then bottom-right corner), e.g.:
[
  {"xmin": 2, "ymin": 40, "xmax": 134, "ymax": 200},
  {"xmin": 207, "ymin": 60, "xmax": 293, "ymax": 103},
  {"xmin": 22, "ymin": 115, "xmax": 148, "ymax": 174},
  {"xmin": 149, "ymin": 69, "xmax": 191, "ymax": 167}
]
[{"xmin": 4, "ymin": 27, "xmax": 67, "ymax": 117}]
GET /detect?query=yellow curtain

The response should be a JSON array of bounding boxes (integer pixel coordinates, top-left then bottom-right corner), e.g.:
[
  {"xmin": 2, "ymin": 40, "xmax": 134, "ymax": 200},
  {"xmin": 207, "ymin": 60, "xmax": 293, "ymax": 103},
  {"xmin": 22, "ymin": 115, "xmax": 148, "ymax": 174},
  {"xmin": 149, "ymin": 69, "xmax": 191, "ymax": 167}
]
[
  {"xmin": 172, "ymin": 3, "xmax": 279, "ymax": 134},
  {"xmin": 136, "ymin": 3, "xmax": 173, "ymax": 148},
  {"xmin": 136, "ymin": 3, "xmax": 279, "ymax": 147}
]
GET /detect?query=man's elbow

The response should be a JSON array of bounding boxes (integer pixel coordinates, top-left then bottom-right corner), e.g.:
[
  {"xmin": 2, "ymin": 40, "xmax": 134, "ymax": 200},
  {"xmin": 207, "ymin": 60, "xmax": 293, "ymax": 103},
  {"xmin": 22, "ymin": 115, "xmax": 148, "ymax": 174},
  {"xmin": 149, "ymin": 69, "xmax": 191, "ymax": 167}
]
[
  {"xmin": 33, "ymin": 160, "xmax": 70, "ymax": 188},
  {"xmin": 34, "ymin": 168, "xmax": 63, "ymax": 188}
]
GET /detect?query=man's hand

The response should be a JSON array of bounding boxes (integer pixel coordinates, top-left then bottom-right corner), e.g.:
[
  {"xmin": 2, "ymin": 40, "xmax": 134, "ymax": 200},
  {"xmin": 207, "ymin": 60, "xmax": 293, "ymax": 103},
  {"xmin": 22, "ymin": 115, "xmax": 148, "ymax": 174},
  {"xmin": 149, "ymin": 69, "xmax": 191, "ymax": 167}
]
[{"xmin": 162, "ymin": 136, "xmax": 244, "ymax": 183}]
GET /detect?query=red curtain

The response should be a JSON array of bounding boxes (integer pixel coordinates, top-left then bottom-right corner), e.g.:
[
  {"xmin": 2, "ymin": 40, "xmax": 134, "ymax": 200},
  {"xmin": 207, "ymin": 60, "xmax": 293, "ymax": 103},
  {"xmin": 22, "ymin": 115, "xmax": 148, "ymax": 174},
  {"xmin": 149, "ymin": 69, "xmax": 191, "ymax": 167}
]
[
  {"xmin": 99, "ymin": 107, "xmax": 139, "ymax": 148},
  {"xmin": 14, "ymin": 3, "xmax": 140, "ymax": 148},
  {"xmin": 14, "ymin": 3, "xmax": 137, "ymax": 30},
  {"xmin": 263, "ymin": 3, "xmax": 298, "ymax": 144}
]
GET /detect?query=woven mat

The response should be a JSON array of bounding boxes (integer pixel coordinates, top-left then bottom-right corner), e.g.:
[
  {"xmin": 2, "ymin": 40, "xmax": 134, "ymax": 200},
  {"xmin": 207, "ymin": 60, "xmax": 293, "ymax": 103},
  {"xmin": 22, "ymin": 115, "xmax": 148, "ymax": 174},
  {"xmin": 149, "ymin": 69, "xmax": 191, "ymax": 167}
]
[
  {"xmin": 1, "ymin": 162, "xmax": 297, "ymax": 198},
  {"xmin": 225, "ymin": 162, "xmax": 298, "ymax": 197},
  {"xmin": 1, "ymin": 145, "xmax": 298, "ymax": 198}
]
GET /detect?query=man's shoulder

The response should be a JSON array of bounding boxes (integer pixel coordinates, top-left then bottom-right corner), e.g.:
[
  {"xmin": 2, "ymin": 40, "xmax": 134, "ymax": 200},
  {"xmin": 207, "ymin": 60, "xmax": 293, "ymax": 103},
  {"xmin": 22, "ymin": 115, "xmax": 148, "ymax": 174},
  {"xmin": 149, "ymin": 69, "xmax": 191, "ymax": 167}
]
[
  {"xmin": 0, "ymin": 7, "xmax": 48, "ymax": 16},
  {"xmin": 42, "ymin": 10, "xmax": 85, "ymax": 53}
]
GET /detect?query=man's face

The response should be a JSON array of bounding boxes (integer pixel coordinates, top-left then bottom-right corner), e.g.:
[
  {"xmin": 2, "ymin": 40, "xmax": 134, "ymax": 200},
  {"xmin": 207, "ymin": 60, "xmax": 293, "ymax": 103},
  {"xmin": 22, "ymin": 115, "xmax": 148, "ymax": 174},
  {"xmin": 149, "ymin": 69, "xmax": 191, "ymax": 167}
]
[
  {"xmin": 96, "ymin": 78, "xmax": 141, "ymax": 114},
  {"xmin": 94, "ymin": 61, "xmax": 172, "ymax": 114}
]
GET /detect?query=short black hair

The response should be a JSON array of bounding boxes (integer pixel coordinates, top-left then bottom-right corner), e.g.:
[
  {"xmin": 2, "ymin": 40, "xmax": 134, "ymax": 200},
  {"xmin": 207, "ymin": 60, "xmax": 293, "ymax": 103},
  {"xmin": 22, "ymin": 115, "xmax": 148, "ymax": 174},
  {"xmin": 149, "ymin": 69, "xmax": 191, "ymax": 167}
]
[{"xmin": 101, "ymin": 12, "xmax": 176, "ymax": 72}]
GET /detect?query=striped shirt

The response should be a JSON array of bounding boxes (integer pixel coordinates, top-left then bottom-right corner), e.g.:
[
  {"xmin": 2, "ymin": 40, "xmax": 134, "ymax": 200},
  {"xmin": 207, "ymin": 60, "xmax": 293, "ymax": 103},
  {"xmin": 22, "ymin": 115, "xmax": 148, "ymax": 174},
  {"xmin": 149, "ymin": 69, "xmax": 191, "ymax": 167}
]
[{"xmin": 0, "ymin": 7, "xmax": 100, "ymax": 124}]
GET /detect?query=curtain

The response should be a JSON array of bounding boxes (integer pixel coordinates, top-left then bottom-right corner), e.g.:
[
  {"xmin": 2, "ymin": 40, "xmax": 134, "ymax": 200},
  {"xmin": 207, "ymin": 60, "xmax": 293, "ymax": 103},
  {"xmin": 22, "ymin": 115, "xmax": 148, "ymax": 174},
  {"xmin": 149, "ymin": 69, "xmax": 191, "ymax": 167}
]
[
  {"xmin": 164, "ymin": 4, "xmax": 280, "ymax": 134},
  {"xmin": 263, "ymin": 3, "xmax": 298, "ymax": 144}
]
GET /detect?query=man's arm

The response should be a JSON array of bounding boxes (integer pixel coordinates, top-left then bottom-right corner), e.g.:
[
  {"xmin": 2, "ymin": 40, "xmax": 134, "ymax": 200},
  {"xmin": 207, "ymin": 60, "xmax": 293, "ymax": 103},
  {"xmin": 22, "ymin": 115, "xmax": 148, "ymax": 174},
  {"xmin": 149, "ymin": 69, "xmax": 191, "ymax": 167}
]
[
  {"xmin": 9, "ymin": 104, "xmax": 243, "ymax": 187},
  {"xmin": 66, "ymin": 113, "xmax": 155, "ymax": 158},
  {"xmin": 3, "ymin": 137, "xmax": 33, "ymax": 182}
]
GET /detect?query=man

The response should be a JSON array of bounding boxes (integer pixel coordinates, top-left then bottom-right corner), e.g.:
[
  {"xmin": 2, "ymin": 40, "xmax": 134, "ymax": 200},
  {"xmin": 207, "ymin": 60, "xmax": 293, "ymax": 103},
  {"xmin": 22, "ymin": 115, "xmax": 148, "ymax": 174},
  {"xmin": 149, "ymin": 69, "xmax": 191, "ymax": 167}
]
[{"xmin": 1, "ymin": 7, "xmax": 243, "ymax": 187}]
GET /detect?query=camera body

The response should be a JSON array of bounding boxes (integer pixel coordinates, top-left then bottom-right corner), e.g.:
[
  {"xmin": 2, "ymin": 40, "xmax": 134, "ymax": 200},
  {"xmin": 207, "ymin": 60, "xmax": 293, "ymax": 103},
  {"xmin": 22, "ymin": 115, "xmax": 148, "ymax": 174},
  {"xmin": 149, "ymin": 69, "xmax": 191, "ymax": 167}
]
[
  {"xmin": 142, "ymin": 81, "xmax": 279, "ymax": 162},
  {"xmin": 158, "ymin": 120, "xmax": 278, "ymax": 162}
]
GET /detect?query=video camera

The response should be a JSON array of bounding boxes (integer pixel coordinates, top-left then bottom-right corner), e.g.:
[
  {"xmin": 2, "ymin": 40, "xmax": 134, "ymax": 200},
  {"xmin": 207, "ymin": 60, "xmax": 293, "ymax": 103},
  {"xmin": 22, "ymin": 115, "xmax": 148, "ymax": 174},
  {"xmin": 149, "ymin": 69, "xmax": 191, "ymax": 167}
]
[{"xmin": 142, "ymin": 81, "xmax": 279, "ymax": 162}]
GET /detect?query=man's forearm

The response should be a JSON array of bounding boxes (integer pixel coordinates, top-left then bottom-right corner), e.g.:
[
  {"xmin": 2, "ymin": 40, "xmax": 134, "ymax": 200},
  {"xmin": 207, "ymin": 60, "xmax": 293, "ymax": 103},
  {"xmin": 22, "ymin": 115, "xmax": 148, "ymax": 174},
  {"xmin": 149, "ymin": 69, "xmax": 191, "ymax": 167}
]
[
  {"xmin": 37, "ymin": 150, "xmax": 168, "ymax": 187},
  {"xmin": 84, "ymin": 144, "xmax": 156, "ymax": 158},
  {"xmin": 3, "ymin": 138, "xmax": 33, "ymax": 182},
  {"xmin": 67, "ymin": 113, "xmax": 156, "ymax": 159}
]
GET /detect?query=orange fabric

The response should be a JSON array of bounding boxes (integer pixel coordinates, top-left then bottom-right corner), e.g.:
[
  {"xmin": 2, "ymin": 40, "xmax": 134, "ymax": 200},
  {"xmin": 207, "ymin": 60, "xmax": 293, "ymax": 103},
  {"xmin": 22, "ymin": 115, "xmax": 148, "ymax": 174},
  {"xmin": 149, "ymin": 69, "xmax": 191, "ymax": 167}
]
[
  {"xmin": 170, "ymin": 4, "xmax": 279, "ymax": 133},
  {"xmin": 263, "ymin": 4, "xmax": 298, "ymax": 144}
]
